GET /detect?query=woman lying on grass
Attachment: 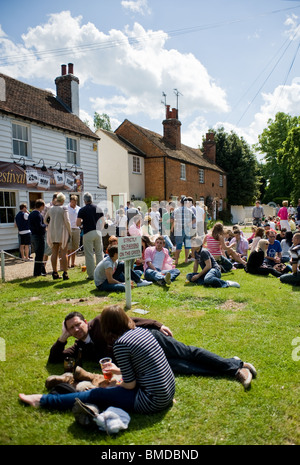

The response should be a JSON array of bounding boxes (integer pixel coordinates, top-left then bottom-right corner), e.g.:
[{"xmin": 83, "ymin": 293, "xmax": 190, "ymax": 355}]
[{"xmin": 19, "ymin": 305, "xmax": 175, "ymax": 414}]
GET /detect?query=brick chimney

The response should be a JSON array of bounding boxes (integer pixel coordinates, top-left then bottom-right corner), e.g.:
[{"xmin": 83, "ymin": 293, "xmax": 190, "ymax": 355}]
[
  {"xmin": 203, "ymin": 132, "xmax": 216, "ymax": 164},
  {"xmin": 162, "ymin": 105, "xmax": 181, "ymax": 150},
  {"xmin": 55, "ymin": 63, "xmax": 79, "ymax": 116}
]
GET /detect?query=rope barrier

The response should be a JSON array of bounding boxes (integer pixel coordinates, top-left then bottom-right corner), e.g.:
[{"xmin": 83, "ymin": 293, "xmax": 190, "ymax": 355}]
[{"xmin": 0, "ymin": 245, "xmax": 84, "ymax": 282}]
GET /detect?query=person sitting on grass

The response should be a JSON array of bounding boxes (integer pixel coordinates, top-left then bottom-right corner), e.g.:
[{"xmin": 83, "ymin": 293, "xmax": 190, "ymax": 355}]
[
  {"xmin": 94, "ymin": 245, "xmax": 152, "ymax": 292},
  {"xmin": 245, "ymin": 239, "xmax": 282, "ymax": 277},
  {"xmin": 280, "ymin": 233, "xmax": 300, "ymax": 286},
  {"xmin": 144, "ymin": 236, "xmax": 180, "ymax": 286},
  {"xmin": 186, "ymin": 236, "xmax": 240, "ymax": 288},
  {"xmin": 228, "ymin": 228, "xmax": 249, "ymax": 264},
  {"xmin": 19, "ymin": 305, "xmax": 176, "ymax": 414},
  {"xmin": 264, "ymin": 230, "xmax": 282, "ymax": 268},
  {"xmin": 47, "ymin": 311, "xmax": 256, "ymax": 389}
]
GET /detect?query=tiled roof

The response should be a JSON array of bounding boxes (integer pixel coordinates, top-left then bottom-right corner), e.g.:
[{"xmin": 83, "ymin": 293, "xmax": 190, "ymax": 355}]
[
  {"xmin": 120, "ymin": 120, "xmax": 225, "ymax": 173},
  {"xmin": 0, "ymin": 73, "xmax": 99, "ymax": 140}
]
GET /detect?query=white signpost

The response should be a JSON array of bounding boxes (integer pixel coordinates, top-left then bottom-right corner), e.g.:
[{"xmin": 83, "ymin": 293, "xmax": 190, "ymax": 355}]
[{"xmin": 118, "ymin": 236, "xmax": 142, "ymax": 309}]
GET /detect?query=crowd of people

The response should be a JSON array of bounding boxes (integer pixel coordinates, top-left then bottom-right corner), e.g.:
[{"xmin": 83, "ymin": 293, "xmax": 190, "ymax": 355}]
[
  {"xmin": 14, "ymin": 195, "xmax": 300, "ymax": 288},
  {"xmin": 16, "ymin": 195, "xmax": 300, "ymax": 427}
]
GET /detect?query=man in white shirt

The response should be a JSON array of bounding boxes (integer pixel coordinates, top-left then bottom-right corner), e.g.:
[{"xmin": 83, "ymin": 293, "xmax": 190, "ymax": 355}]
[
  {"xmin": 195, "ymin": 201, "xmax": 205, "ymax": 236},
  {"xmin": 150, "ymin": 203, "xmax": 161, "ymax": 235},
  {"xmin": 67, "ymin": 195, "xmax": 81, "ymax": 268}
]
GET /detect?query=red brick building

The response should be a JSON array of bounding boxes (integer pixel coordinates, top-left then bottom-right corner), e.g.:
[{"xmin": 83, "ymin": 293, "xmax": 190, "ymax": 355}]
[{"xmin": 115, "ymin": 106, "xmax": 227, "ymax": 212}]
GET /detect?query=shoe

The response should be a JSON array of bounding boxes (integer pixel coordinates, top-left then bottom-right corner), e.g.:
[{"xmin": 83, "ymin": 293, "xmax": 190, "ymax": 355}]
[
  {"xmin": 233, "ymin": 356, "xmax": 257, "ymax": 377},
  {"xmin": 164, "ymin": 272, "xmax": 171, "ymax": 285},
  {"xmin": 74, "ymin": 366, "xmax": 107, "ymax": 387},
  {"xmin": 63, "ymin": 272, "xmax": 69, "ymax": 280},
  {"xmin": 226, "ymin": 280, "xmax": 240, "ymax": 288},
  {"xmin": 236, "ymin": 368, "xmax": 252, "ymax": 389},
  {"xmin": 136, "ymin": 280, "xmax": 153, "ymax": 287},
  {"xmin": 52, "ymin": 271, "xmax": 61, "ymax": 280},
  {"xmin": 45, "ymin": 372, "xmax": 74, "ymax": 390},
  {"xmin": 156, "ymin": 279, "xmax": 165, "ymax": 286}
]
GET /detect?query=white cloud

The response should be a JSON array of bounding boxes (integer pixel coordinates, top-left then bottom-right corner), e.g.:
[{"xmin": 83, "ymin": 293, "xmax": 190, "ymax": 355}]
[
  {"xmin": 0, "ymin": 11, "xmax": 229, "ymax": 123},
  {"xmin": 121, "ymin": 0, "xmax": 151, "ymax": 16},
  {"xmin": 284, "ymin": 14, "xmax": 300, "ymax": 40}
]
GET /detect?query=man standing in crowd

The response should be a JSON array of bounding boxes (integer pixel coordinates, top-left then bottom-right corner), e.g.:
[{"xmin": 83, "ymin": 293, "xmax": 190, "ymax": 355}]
[
  {"xmin": 171, "ymin": 197, "xmax": 196, "ymax": 265},
  {"xmin": 252, "ymin": 200, "xmax": 264, "ymax": 227},
  {"xmin": 14, "ymin": 203, "xmax": 31, "ymax": 261},
  {"xmin": 67, "ymin": 195, "xmax": 80, "ymax": 268},
  {"xmin": 28, "ymin": 199, "xmax": 47, "ymax": 277},
  {"xmin": 76, "ymin": 192, "xmax": 104, "ymax": 280}
]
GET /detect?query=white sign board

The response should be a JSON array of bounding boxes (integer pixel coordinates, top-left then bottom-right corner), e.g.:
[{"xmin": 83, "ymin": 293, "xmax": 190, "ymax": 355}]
[
  {"xmin": 118, "ymin": 236, "xmax": 142, "ymax": 261},
  {"xmin": 118, "ymin": 236, "xmax": 142, "ymax": 310}
]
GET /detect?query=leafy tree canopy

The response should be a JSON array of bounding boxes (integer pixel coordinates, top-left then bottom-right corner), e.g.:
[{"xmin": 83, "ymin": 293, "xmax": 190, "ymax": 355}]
[
  {"xmin": 255, "ymin": 112, "xmax": 300, "ymax": 204},
  {"xmin": 204, "ymin": 127, "xmax": 260, "ymax": 206}
]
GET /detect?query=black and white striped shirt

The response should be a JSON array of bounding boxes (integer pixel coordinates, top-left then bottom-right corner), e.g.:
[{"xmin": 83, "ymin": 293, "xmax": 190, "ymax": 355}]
[{"xmin": 113, "ymin": 327, "xmax": 175, "ymax": 414}]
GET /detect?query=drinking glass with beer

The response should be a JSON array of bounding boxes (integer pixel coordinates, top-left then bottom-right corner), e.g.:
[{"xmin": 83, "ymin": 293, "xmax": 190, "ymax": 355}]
[{"xmin": 99, "ymin": 357, "xmax": 113, "ymax": 380}]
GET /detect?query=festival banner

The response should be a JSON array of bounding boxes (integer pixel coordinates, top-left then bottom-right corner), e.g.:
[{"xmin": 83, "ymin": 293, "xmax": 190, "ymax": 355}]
[{"xmin": 0, "ymin": 161, "xmax": 83, "ymax": 192}]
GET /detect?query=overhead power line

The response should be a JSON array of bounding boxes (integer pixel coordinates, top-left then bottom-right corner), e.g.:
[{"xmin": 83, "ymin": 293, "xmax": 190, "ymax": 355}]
[{"xmin": 0, "ymin": 5, "xmax": 299, "ymax": 66}]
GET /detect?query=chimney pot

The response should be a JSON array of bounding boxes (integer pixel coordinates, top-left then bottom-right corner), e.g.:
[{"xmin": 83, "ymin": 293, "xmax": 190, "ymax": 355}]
[
  {"xmin": 68, "ymin": 63, "xmax": 74, "ymax": 74},
  {"xmin": 61, "ymin": 64, "xmax": 67, "ymax": 76}
]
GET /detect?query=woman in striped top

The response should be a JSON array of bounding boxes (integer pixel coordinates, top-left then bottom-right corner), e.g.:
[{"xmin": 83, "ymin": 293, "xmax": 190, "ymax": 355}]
[
  {"xmin": 204, "ymin": 222, "xmax": 247, "ymax": 267},
  {"xmin": 19, "ymin": 306, "xmax": 175, "ymax": 415}
]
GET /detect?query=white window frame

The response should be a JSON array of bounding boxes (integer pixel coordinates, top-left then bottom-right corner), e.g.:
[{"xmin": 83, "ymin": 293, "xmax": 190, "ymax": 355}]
[
  {"xmin": 219, "ymin": 174, "xmax": 223, "ymax": 187},
  {"xmin": 12, "ymin": 122, "xmax": 30, "ymax": 159},
  {"xmin": 199, "ymin": 168, "xmax": 205, "ymax": 184},
  {"xmin": 132, "ymin": 156, "xmax": 141, "ymax": 174},
  {"xmin": 66, "ymin": 137, "xmax": 79, "ymax": 165},
  {"xmin": 0, "ymin": 190, "xmax": 17, "ymax": 225},
  {"xmin": 180, "ymin": 163, "xmax": 186, "ymax": 180}
]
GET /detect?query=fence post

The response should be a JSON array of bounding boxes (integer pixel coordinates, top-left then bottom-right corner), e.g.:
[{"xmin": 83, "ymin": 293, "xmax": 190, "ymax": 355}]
[{"xmin": 1, "ymin": 250, "xmax": 5, "ymax": 282}]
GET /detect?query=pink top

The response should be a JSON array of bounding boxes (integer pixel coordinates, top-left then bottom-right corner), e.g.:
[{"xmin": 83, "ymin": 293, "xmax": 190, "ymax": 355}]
[
  {"xmin": 144, "ymin": 246, "xmax": 174, "ymax": 271},
  {"xmin": 206, "ymin": 235, "xmax": 223, "ymax": 256},
  {"xmin": 278, "ymin": 207, "xmax": 288, "ymax": 220}
]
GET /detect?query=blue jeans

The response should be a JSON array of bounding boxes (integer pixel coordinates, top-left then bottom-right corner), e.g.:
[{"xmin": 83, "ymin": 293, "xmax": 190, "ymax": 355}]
[
  {"xmin": 186, "ymin": 268, "xmax": 229, "ymax": 288},
  {"xmin": 280, "ymin": 272, "xmax": 300, "ymax": 286},
  {"xmin": 149, "ymin": 330, "xmax": 242, "ymax": 377},
  {"xmin": 97, "ymin": 277, "xmax": 126, "ymax": 292},
  {"xmin": 144, "ymin": 267, "xmax": 180, "ymax": 282},
  {"xmin": 40, "ymin": 385, "xmax": 137, "ymax": 412}
]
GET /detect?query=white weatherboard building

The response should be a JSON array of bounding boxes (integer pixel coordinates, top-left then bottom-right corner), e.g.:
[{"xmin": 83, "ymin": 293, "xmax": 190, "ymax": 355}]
[{"xmin": 0, "ymin": 64, "xmax": 105, "ymax": 251}]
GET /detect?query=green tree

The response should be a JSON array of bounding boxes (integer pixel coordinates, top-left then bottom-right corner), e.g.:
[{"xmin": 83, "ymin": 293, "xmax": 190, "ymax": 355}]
[
  {"xmin": 93, "ymin": 112, "xmax": 112, "ymax": 131},
  {"xmin": 205, "ymin": 127, "xmax": 260, "ymax": 206},
  {"xmin": 255, "ymin": 112, "xmax": 299, "ymax": 203},
  {"xmin": 278, "ymin": 126, "xmax": 300, "ymax": 204}
]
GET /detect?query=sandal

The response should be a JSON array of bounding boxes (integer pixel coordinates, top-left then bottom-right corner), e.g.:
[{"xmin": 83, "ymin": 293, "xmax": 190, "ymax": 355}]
[
  {"xmin": 52, "ymin": 271, "xmax": 61, "ymax": 280},
  {"xmin": 63, "ymin": 272, "xmax": 69, "ymax": 280}
]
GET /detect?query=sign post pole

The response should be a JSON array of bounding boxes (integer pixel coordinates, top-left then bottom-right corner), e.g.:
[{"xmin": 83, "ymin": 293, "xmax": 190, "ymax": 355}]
[
  {"xmin": 118, "ymin": 236, "xmax": 142, "ymax": 310},
  {"xmin": 124, "ymin": 260, "xmax": 132, "ymax": 309}
]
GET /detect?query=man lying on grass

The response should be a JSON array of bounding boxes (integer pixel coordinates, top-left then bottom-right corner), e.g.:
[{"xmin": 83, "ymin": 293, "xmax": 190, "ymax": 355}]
[{"xmin": 47, "ymin": 310, "xmax": 256, "ymax": 389}]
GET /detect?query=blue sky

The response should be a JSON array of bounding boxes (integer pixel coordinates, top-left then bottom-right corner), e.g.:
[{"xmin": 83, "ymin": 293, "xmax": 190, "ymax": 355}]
[{"xmin": 1, "ymin": 0, "xmax": 300, "ymax": 158}]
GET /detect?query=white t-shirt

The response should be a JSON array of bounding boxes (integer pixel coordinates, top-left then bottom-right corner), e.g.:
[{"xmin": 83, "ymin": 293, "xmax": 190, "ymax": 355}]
[{"xmin": 152, "ymin": 250, "xmax": 165, "ymax": 270}]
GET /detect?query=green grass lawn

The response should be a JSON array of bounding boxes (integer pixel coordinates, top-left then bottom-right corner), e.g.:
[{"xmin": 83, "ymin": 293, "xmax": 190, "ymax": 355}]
[{"xmin": 0, "ymin": 258, "xmax": 299, "ymax": 446}]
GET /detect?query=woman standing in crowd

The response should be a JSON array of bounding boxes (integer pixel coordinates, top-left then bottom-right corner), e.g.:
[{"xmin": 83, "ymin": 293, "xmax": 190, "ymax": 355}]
[
  {"xmin": 278, "ymin": 201, "xmax": 291, "ymax": 232},
  {"xmin": 44, "ymin": 192, "xmax": 71, "ymax": 280}
]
